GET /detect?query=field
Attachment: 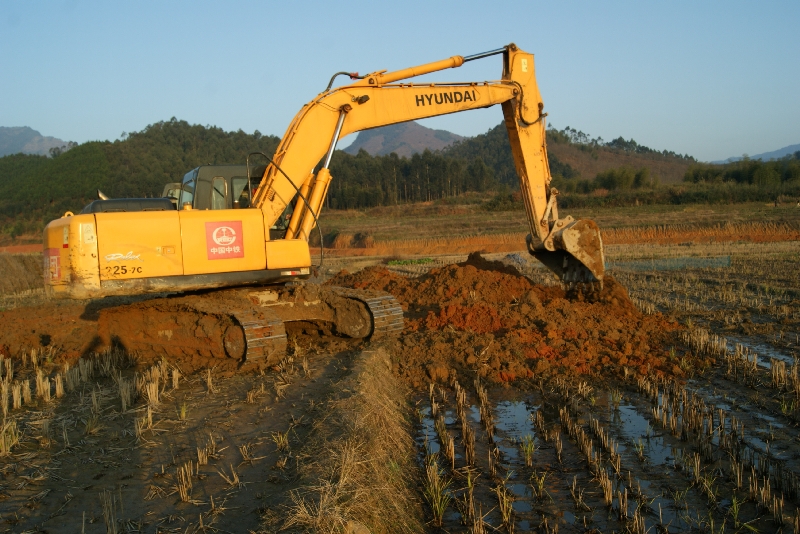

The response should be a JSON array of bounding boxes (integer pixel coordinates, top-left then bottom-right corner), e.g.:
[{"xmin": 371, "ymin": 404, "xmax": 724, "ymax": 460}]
[
  {"xmin": 315, "ymin": 201, "xmax": 800, "ymax": 256},
  {"xmin": 0, "ymin": 202, "xmax": 798, "ymax": 533},
  {"xmin": 408, "ymin": 246, "xmax": 800, "ymax": 533}
]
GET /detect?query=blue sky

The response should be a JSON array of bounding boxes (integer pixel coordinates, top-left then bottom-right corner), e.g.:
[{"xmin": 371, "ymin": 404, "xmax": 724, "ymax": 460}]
[{"xmin": 1, "ymin": 0, "xmax": 797, "ymax": 162}]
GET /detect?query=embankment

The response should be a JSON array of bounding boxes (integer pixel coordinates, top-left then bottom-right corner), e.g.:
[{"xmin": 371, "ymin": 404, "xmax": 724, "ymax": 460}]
[{"xmin": 284, "ymin": 345, "xmax": 424, "ymax": 533}]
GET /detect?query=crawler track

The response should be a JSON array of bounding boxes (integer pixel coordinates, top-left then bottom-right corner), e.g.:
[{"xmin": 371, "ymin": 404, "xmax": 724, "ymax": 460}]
[
  {"xmin": 96, "ymin": 284, "xmax": 403, "ymax": 369},
  {"xmin": 328, "ymin": 287, "xmax": 404, "ymax": 340}
]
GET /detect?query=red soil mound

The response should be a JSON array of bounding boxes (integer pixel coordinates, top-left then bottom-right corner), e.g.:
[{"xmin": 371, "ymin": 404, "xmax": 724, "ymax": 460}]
[
  {"xmin": 0, "ymin": 253, "xmax": 682, "ymax": 384},
  {"xmin": 327, "ymin": 252, "xmax": 681, "ymax": 387}
]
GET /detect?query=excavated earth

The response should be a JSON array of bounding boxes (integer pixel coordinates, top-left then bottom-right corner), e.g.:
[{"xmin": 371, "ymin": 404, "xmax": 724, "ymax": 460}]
[
  {"xmin": 0, "ymin": 295, "xmax": 256, "ymax": 374},
  {"xmin": 0, "ymin": 253, "xmax": 686, "ymax": 386},
  {"xmin": 327, "ymin": 252, "xmax": 686, "ymax": 387}
]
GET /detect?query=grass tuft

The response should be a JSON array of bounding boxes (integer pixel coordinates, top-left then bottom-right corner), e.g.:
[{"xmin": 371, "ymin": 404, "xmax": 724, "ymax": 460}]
[
  {"xmin": 520, "ymin": 434, "xmax": 537, "ymax": 467},
  {"xmin": 423, "ymin": 455, "xmax": 451, "ymax": 527}
]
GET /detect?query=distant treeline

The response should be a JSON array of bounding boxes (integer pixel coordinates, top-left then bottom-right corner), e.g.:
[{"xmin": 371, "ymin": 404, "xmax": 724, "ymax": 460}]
[
  {"xmin": 0, "ymin": 117, "xmax": 796, "ymax": 240},
  {"xmin": 511, "ymin": 137, "xmax": 799, "ymax": 208},
  {"xmin": 498, "ymin": 152, "xmax": 800, "ymax": 211},
  {"xmin": 548, "ymin": 125, "xmax": 695, "ymax": 160},
  {"xmin": 684, "ymin": 155, "xmax": 800, "ymax": 186},
  {"xmin": 556, "ymin": 167, "xmax": 658, "ymax": 195}
]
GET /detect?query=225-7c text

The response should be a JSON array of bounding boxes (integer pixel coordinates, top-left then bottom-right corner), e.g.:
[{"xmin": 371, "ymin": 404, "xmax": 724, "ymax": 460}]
[{"xmin": 105, "ymin": 265, "xmax": 143, "ymax": 276}]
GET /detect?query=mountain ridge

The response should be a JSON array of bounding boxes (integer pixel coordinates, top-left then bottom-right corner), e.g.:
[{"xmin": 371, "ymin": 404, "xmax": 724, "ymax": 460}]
[
  {"xmin": 0, "ymin": 126, "xmax": 71, "ymax": 157},
  {"xmin": 343, "ymin": 121, "xmax": 463, "ymax": 158},
  {"xmin": 714, "ymin": 143, "xmax": 800, "ymax": 164}
]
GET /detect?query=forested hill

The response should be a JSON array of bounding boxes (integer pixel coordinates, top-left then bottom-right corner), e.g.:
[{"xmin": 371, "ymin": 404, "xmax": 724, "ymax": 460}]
[
  {"xmin": 0, "ymin": 119, "xmax": 280, "ymax": 237},
  {"xmin": 443, "ymin": 123, "xmax": 696, "ymax": 185}
]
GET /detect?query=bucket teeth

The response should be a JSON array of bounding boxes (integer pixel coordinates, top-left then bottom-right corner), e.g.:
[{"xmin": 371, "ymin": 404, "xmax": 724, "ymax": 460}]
[
  {"xmin": 564, "ymin": 281, "xmax": 604, "ymax": 293},
  {"xmin": 561, "ymin": 256, "xmax": 602, "ymax": 285}
]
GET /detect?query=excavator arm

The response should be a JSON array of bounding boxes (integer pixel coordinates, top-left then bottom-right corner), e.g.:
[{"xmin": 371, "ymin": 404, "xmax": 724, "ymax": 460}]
[{"xmin": 254, "ymin": 44, "xmax": 604, "ymax": 285}]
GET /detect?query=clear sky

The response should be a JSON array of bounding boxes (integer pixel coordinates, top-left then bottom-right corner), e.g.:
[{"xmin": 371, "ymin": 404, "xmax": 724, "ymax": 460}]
[{"xmin": 1, "ymin": 0, "xmax": 798, "ymax": 162}]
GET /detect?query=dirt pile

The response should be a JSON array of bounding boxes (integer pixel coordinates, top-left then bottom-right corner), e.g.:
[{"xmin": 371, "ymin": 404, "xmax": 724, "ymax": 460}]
[
  {"xmin": 0, "ymin": 253, "xmax": 683, "ymax": 385},
  {"xmin": 327, "ymin": 252, "xmax": 682, "ymax": 387},
  {"xmin": 0, "ymin": 301, "xmax": 98, "ymax": 360}
]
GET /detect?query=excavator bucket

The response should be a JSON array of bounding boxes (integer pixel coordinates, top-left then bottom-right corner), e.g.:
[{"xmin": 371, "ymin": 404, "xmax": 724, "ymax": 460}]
[{"xmin": 530, "ymin": 219, "xmax": 605, "ymax": 288}]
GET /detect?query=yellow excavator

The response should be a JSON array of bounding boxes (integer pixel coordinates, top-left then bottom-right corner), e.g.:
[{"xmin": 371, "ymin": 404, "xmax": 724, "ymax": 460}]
[{"xmin": 42, "ymin": 43, "xmax": 604, "ymax": 366}]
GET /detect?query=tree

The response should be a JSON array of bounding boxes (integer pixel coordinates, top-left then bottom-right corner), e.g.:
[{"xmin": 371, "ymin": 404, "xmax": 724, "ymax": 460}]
[
  {"xmin": 633, "ymin": 167, "xmax": 650, "ymax": 188},
  {"xmin": 595, "ymin": 167, "xmax": 634, "ymax": 191},
  {"xmin": 753, "ymin": 165, "xmax": 780, "ymax": 187}
]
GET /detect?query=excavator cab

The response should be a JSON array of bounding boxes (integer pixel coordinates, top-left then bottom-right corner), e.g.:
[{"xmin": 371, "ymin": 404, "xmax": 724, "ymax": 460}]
[
  {"xmin": 177, "ymin": 165, "xmax": 264, "ymax": 211},
  {"xmin": 269, "ymin": 203, "xmax": 296, "ymax": 241}
]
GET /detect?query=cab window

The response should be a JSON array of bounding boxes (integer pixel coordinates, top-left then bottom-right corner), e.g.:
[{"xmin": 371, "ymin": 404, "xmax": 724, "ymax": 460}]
[
  {"xmin": 163, "ymin": 184, "xmax": 181, "ymax": 201},
  {"xmin": 231, "ymin": 176, "xmax": 250, "ymax": 208},
  {"xmin": 178, "ymin": 174, "xmax": 196, "ymax": 209},
  {"xmin": 211, "ymin": 176, "xmax": 227, "ymax": 209},
  {"xmin": 269, "ymin": 202, "xmax": 295, "ymax": 239}
]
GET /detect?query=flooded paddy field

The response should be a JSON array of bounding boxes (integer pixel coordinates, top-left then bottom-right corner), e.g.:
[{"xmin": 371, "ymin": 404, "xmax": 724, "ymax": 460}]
[
  {"xmin": 415, "ymin": 361, "xmax": 800, "ymax": 533},
  {"xmin": 387, "ymin": 242, "xmax": 800, "ymax": 533}
]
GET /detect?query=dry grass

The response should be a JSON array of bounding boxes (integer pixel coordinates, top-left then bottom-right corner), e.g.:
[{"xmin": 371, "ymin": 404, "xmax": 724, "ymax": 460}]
[
  {"xmin": 331, "ymin": 233, "xmax": 354, "ymax": 249},
  {"xmin": 603, "ymin": 221, "xmax": 800, "ymax": 244},
  {"xmin": 283, "ymin": 346, "xmax": 424, "ymax": 533}
]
